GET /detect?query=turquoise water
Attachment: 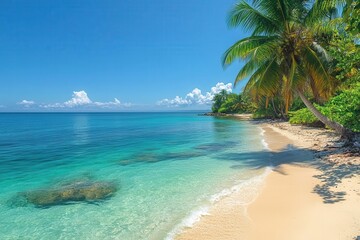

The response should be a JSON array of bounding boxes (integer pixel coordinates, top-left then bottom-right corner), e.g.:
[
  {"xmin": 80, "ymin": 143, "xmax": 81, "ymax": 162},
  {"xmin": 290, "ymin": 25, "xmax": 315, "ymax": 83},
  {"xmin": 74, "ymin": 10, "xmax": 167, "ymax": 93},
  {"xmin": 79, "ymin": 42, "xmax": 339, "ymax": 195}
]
[{"xmin": 0, "ymin": 112, "xmax": 268, "ymax": 239}]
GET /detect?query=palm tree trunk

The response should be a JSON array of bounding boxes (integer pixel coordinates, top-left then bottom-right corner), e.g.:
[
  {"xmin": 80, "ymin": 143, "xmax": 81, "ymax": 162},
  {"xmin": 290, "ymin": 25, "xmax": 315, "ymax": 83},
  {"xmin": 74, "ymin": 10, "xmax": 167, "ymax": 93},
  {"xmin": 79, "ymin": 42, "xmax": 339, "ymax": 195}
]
[
  {"xmin": 295, "ymin": 89, "xmax": 352, "ymax": 138},
  {"xmin": 265, "ymin": 97, "xmax": 269, "ymax": 109},
  {"xmin": 271, "ymin": 98, "xmax": 279, "ymax": 117}
]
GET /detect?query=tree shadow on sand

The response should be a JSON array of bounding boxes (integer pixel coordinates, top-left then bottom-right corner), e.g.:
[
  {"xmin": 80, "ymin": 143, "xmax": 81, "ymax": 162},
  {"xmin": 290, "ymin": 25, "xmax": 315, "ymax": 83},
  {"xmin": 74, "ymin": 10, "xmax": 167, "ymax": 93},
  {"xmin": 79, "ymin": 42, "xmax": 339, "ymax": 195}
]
[
  {"xmin": 312, "ymin": 161, "xmax": 359, "ymax": 204},
  {"xmin": 215, "ymin": 144, "xmax": 359, "ymax": 204}
]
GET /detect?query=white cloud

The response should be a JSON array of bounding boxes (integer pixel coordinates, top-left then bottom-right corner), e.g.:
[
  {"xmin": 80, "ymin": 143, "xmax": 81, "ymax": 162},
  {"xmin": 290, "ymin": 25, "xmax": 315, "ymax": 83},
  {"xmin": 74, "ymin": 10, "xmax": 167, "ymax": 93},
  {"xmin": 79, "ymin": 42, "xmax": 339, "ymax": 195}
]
[
  {"xmin": 39, "ymin": 103, "xmax": 66, "ymax": 109},
  {"xmin": 40, "ymin": 90, "xmax": 124, "ymax": 109},
  {"xmin": 18, "ymin": 100, "xmax": 35, "ymax": 105},
  {"xmin": 122, "ymin": 102, "xmax": 132, "ymax": 108},
  {"xmin": 64, "ymin": 91, "xmax": 92, "ymax": 107},
  {"xmin": 94, "ymin": 98, "xmax": 121, "ymax": 107},
  {"xmin": 18, "ymin": 100, "xmax": 35, "ymax": 107},
  {"xmin": 158, "ymin": 82, "xmax": 232, "ymax": 107},
  {"xmin": 210, "ymin": 82, "xmax": 233, "ymax": 95}
]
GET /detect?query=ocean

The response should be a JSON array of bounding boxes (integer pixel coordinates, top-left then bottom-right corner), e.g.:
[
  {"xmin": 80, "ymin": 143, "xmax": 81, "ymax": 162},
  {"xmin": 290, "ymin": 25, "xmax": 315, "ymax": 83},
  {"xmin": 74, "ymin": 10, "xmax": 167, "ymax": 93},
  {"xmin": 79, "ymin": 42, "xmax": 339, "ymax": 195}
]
[{"xmin": 0, "ymin": 112, "xmax": 270, "ymax": 239}]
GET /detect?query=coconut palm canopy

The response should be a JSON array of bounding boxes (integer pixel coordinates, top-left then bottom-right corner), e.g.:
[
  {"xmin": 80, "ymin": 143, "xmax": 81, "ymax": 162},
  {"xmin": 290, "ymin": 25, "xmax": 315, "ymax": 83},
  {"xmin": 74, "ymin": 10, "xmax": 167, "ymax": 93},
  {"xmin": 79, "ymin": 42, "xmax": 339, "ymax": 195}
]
[
  {"xmin": 222, "ymin": 0, "xmax": 357, "ymax": 136},
  {"xmin": 222, "ymin": 0, "xmax": 345, "ymax": 113}
]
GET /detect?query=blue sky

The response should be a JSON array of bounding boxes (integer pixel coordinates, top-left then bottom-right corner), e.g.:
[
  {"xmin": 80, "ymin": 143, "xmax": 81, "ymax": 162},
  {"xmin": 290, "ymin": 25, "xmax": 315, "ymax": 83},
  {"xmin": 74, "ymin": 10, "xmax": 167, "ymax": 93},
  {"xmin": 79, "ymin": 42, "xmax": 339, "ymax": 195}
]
[{"xmin": 0, "ymin": 0, "xmax": 248, "ymax": 111}]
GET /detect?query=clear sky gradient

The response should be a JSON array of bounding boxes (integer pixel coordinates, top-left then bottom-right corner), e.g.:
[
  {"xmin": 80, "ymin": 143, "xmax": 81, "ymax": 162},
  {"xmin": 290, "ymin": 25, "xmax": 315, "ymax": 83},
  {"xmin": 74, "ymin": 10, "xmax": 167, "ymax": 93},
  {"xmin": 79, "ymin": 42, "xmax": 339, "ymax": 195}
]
[{"xmin": 0, "ymin": 0, "xmax": 248, "ymax": 111}]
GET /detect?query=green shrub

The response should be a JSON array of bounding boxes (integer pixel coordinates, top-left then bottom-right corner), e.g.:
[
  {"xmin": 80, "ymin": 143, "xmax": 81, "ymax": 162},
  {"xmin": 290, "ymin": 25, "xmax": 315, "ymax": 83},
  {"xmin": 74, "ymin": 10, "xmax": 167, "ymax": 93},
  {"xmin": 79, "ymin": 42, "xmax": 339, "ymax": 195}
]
[
  {"xmin": 289, "ymin": 97, "xmax": 306, "ymax": 111},
  {"xmin": 289, "ymin": 83, "xmax": 360, "ymax": 132},
  {"xmin": 253, "ymin": 108, "xmax": 280, "ymax": 119},
  {"xmin": 289, "ymin": 108, "xmax": 322, "ymax": 125},
  {"xmin": 326, "ymin": 83, "xmax": 360, "ymax": 132}
]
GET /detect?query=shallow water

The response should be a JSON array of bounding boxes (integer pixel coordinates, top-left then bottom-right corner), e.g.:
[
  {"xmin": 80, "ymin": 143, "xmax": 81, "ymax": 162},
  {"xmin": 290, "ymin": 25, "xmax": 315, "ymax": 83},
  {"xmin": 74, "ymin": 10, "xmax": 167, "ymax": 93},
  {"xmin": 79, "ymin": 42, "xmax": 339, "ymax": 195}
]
[{"xmin": 0, "ymin": 112, "xmax": 268, "ymax": 239}]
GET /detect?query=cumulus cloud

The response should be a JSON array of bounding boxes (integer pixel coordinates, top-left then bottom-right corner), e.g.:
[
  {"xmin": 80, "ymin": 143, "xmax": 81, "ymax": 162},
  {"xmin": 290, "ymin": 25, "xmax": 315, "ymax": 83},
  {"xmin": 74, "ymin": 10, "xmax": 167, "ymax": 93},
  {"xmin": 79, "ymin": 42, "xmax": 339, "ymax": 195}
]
[
  {"xmin": 40, "ymin": 90, "xmax": 124, "ymax": 109},
  {"xmin": 158, "ymin": 82, "xmax": 232, "ymax": 107},
  {"xmin": 64, "ymin": 91, "xmax": 92, "ymax": 107},
  {"xmin": 210, "ymin": 82, "xmax": 233, "ymax": 95},
  {"xmin": 18, "ymin": 100, "xmax": 35, "ymax": 107}
]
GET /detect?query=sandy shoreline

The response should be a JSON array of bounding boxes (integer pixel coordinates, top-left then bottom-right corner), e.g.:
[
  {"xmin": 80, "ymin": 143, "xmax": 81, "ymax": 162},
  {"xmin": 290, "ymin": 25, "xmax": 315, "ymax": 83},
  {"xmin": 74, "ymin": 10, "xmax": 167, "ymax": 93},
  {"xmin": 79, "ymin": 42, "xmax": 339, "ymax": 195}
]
[{"xmin": 176, "ymin": 121, "xmax": 360, "ymax": 240}]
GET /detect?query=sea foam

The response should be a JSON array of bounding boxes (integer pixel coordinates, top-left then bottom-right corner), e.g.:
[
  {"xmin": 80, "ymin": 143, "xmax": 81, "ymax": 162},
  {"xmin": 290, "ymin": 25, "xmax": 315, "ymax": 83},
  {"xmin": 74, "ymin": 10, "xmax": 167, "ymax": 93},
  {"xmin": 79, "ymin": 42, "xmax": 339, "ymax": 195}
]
[
  {"xmin": 165, "ymin": 166, "xmax": 272, "ymax": 240},
  {"xmin": 259, "ymin": 127, "xmax": 270, "ymax": 150},
  {"xmin": 165, "ymin": 206, "xmax": 210, "ymax": 240}
]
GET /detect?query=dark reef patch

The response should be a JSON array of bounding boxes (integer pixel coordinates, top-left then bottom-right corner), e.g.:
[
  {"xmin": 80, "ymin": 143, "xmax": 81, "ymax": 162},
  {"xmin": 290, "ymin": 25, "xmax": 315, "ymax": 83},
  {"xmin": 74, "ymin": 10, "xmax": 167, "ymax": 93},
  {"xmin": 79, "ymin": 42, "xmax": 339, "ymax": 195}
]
[{"xmin": 11, "ymin": 180, "xmax": 117, "ymax": 208}]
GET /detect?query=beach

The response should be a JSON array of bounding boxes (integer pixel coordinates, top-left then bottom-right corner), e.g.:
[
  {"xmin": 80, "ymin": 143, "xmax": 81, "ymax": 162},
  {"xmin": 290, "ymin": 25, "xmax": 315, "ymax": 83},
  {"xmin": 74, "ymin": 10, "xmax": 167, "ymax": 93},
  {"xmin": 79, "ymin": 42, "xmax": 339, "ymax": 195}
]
[
  {"xmin": 176, "ymin": 121, "xmax": 360, "ymax": 240},
  {"xmin": 1, "ymin": 113, "xmax": 359, "ymax": 239}
]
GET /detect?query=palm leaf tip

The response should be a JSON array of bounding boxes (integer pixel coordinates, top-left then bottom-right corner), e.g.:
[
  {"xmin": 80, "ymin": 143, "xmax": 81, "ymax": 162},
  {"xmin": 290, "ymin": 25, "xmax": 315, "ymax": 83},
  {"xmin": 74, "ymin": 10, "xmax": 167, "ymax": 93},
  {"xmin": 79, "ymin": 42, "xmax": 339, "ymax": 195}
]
[{"xmin": 227, "ymin": 0, "xmax": 280, "ymax": 34}]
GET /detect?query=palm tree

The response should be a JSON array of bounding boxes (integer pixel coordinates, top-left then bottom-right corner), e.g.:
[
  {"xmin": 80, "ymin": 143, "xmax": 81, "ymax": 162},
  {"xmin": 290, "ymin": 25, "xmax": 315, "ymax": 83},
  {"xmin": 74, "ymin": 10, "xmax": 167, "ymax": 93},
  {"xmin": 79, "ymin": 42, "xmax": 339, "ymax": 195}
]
[
  {"xmin": 219, "ymin": 93, "xmax": 245, "ymax": 113},
  {"xmin": 223, "ymin": 0, "xmax": 353, "ymax": 137},
  {"xmin": 212, "ymin": 89, "xmax": 229, "ymax": 113},
  {"xmin": 231, "ymin": 94, "xmax": 247, "ymax": 112}
]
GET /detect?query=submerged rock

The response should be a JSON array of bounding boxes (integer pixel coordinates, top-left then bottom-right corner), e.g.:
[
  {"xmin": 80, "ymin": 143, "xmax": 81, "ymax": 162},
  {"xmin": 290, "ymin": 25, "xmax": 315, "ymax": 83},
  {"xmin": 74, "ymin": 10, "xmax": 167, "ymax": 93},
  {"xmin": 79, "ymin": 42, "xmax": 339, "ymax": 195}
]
[{"xmin": 15, "ymin": 180, "xmax": 117, "ymax": 207}]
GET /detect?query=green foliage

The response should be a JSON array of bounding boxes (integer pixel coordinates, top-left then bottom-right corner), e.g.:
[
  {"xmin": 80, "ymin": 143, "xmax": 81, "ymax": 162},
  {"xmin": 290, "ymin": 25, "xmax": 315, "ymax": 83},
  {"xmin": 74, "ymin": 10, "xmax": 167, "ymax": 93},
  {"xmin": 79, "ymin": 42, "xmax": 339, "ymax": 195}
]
[
  {"xmin": 328, "ymin": 34, "xmax": 360, "ymax": 84},
  {"xmin": 223, "ymin": 0, "xmax": 340, "ymax": 115},
  {"xmin": 212, "ymin": 90, "xmax": 229, "ymax": 113},
  {"xmin": 326, "ymin": 83, "xmax": 360, "ymax": 132},
  {"xmin": 212, "ymin": 92, "xmax": 255, "ymax": 114},
  {"xmin": 252, "ymin": 95, "xmax": 286, "ymax": 119},
  {"xmin": 220, "ymin": 0, "xmax": 359, "ymax": 132},
  {"xmin": 343, "ymin": 1, "xmax": 360, "ymax": 35},
  {"xmin": 289, "ymin": 107, "xmax": 321, "ymax": 125},
  {"xmin": 218, "ymin": 94, "xmax": 238, "ymax": 113},
  {"xmin": 290, "ymin": 83, "xmax": 360, "ymax": 131},
  {"xmin": 289, "ymin": 97, "xmax": 306, "ymax": 111},
  {"xmin": 253, "ymin": 108, "xmax": 279, "ymax": 119}
]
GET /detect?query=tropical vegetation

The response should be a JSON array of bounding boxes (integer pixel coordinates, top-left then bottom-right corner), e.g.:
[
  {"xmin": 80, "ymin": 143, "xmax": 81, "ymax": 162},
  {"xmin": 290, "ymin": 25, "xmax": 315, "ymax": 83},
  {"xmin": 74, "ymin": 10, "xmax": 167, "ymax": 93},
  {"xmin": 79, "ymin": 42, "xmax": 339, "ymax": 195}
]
[
  {"xmin": 216, "ymin": 0, "xmax": 360, "ymax": 137},
  {"xmin": 212, "ymin": 90, "xmax": 255, "ymax": 113},
  {"xmin": 289, "ymin": 83, "xmax": 360, "ymax": 132}
]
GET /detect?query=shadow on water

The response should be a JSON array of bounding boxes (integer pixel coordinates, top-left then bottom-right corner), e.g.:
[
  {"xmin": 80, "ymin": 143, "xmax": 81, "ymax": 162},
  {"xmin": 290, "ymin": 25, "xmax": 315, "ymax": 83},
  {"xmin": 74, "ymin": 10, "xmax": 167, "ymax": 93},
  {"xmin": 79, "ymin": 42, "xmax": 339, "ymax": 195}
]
[
  {"xmin": 117, "ymin": 151, "xmax": 206, "ymax": 166},
  {"xmin": 194, "ymin": 141, "xmax": 238, "ymax": 152},
  {"xmin": 117, "ymin": 141, "xmax": 239, "ymax": 166},
  {"xmin": 215, "ymin": 144, "xmax": 360, "ymax": 204}
]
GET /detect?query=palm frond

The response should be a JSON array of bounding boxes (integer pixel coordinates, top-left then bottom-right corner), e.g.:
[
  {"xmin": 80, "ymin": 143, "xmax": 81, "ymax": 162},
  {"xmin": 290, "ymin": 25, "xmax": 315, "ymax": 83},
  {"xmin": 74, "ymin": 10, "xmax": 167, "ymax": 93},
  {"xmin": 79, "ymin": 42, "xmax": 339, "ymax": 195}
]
[
  {"xmin": 224, "ymin": 0, "xmax": 338, "ymax": 115},
  {"xmin": 302, "ymin": 46, "xmax": 335, "ymax": 98},
  {"xmin": 309, "ymin": 17, "xmax": 343, "ymax": 34},
  {"xmin": 228, "ymin": 0, "xmax": 280, "ymax": 34},
  {"xmin": 305, "ymin": 0, "xmax": 345, "ymax": 24},
  {"xmin": 222, "ymin": 36, "xmax": 278, "ymax": 66},
  {"xmin": 274, "ymin": 0, "xmax": 291, "ymax": 26},
  {"xmin": 243, "ymin": 57, "xmax": 281, "ymax": 96},
  {"xmin": 292, "ymin": 63, "xmax": 308, "ymax": 90},
  {"xmin": 234, "ymin": 60, "xmax": 260, "ymax": 86}
]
